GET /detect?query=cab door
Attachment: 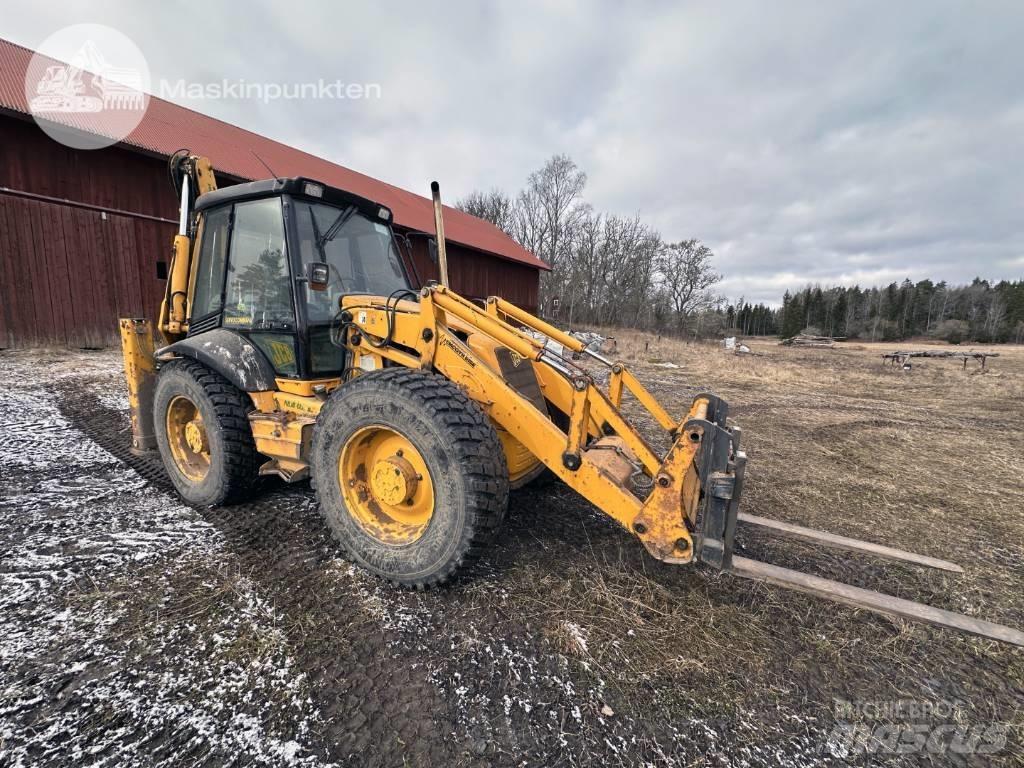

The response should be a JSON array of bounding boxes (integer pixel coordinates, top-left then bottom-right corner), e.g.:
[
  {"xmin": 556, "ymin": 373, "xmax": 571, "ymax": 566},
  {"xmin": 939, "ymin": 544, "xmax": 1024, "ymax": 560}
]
[{"xmin": 187, "ymin": 197, "xmax": 300, "ymax": 378}]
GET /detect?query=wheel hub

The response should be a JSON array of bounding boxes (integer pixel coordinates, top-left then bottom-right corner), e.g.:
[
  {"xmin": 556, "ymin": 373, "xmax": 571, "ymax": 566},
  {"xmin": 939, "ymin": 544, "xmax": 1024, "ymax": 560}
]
[
  {"xmin": 339, "ymin": 426, "xmax": 435, "ymax": 545},
  {"xmin": 184, "ymin": 419, "xmax": 208, "ymax": 454},
  {"xmin": 371, "ymin": 455, "xmax": 419, "ymax": 506},
  {"xmin": 165, "ymin": 395, "xmax": 211, "ymax": 482}
]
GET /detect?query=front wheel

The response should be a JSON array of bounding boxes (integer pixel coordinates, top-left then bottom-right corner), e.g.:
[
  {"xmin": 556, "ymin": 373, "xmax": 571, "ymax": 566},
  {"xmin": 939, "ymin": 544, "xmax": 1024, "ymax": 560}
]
[{"xmin": 311, "ymin": 368, "xmax": 509, "ymax": 588}]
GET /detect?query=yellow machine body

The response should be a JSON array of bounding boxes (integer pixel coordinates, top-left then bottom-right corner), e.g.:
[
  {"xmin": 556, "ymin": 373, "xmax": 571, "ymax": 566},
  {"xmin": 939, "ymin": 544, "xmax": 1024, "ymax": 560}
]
[{"xmin": 118, "ymin": 153, "xmax": 739, "ymax": 572}]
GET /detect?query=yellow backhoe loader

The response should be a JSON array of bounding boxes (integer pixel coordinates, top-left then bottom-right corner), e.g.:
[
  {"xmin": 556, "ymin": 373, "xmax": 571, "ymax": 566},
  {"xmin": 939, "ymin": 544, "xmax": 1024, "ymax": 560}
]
[{"xmin": 119, "ymin": 152, "xmax": 1023, "ymax": 646}]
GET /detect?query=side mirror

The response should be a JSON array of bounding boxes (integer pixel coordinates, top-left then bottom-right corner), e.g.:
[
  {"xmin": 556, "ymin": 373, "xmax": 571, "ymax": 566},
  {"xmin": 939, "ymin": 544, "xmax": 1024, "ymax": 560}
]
[
  {"xmin": 306, "ymin": 261, "xmax": 330, "ymax": 291},
  {"xmin": 427, "ymin": 238, "xmax": 438, "ymax": 264}
]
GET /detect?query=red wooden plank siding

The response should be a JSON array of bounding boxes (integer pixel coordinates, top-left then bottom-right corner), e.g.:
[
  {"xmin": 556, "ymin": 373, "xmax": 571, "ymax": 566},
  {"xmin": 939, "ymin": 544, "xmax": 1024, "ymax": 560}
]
[
  {"xmin": 0, "ymin": 194, "xmax": 174, "ymax": 347},
  {"xmin": 0, "ymin": 112, "xmax": 540, "ymax": 346},
  {"xmin": 0, "ymin": 198, "xmax": 18, "ymax": 343},
  {"xmin": 402, "ymin": 236, "xmax": 539, "ymax": 313}
]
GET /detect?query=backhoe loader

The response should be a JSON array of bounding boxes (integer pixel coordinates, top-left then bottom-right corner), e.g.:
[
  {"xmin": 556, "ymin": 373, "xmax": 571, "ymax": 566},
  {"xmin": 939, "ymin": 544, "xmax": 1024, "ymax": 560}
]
[{"xmin": 118, "ymin": 151, "xmax": 1023, "ymax": 646}]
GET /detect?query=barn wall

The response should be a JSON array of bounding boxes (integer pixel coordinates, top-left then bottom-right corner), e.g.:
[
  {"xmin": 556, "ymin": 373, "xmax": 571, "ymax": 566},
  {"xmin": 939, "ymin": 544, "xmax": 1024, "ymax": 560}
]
[
  {"xmin": 0, "ymin": 116, "xmax": 177, "ymax": 347},
  {"xmin": 0, "ymin": 114, "xmax": 179, "ymax": 216},
  {"xmin": 0, "ymin": 113, "xmax": 541, "ymax": 347},
  {"xmin": 0, "ymin": 193, "xmax": 174, "ymax": 347},
  {"xmin": 402, "ymin": 236, "xmax": 540, "ymax": 313}
]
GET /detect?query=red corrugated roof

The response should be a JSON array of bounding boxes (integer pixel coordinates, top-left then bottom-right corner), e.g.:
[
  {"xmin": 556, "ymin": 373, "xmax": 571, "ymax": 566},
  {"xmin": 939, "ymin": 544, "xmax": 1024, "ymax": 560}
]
[{"xmin": 0, "ymin": 37, "xmax": 547, "ymax": 270}]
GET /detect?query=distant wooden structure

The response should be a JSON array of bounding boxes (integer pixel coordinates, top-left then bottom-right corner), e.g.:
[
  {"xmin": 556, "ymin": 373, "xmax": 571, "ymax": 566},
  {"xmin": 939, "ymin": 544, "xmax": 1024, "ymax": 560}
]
[
  {"xmin": 781, "ymin": 334, "xmax": 846, "ymax": 349},
  {"xmin": 883, "ymin": 350, "xmax": 1000, "ymax": 370}
]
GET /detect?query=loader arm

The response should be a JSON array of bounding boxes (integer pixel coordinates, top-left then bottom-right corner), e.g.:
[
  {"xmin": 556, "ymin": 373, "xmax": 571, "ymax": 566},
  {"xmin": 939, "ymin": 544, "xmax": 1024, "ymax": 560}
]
[{"xmin": 341, "ymin": 285, "xmax": 743, "ymax": 568}]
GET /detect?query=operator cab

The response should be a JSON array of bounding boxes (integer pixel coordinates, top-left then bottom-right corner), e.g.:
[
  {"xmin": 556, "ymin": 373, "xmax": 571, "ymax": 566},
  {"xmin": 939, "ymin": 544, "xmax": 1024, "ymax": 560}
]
[{"xmin": 189, "ymin": 177, "xmax": 414, "ymax": 380}]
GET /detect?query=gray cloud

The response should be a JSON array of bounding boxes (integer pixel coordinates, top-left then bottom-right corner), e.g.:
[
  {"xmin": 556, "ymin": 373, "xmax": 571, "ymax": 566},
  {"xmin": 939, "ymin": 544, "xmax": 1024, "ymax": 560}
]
[{"xmin": 5, "ymin": 0, "xmax": 1023, "ymax": 304}]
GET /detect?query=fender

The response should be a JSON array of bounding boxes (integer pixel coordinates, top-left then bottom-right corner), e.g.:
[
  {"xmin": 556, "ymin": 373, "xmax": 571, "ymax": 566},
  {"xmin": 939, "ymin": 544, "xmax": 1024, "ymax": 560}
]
[{"xmin": 157, "ymin": 328, "xmax": 277, "ymax": 392}]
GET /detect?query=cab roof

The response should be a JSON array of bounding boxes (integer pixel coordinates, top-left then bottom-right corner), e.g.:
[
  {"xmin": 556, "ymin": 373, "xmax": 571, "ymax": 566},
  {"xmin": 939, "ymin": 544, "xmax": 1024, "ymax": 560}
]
[{"xmin": 194, "ymin": 177, "xmax": 393, "ymax": 223}]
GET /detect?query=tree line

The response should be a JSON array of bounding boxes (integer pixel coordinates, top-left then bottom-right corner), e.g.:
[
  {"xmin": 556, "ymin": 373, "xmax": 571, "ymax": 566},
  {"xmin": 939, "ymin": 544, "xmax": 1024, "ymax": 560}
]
[
  {"xmin": 457, "ymin": 155, "xmax": 1022, "ymax": 344},
  {"xmin": 779, "ymin": 279, "xmax": 1024, "ymax": 343},
  {"xmin": 456, "ymin": 155, "xmax": 728, "ymax": 336}
]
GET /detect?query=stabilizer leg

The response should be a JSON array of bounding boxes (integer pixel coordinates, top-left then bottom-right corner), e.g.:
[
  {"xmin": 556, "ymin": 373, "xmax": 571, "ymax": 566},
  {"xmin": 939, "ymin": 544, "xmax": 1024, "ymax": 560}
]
[{"xmin": 119, "ymin": 318, "xmax": 158, "ymax": 455}]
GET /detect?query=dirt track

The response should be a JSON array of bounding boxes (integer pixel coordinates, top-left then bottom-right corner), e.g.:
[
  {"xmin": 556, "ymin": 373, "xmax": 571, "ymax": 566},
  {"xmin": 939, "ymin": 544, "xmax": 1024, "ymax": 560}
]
[{"xmin": 1, "ymin": 342, "xmax": 1021, "ymax": 766}]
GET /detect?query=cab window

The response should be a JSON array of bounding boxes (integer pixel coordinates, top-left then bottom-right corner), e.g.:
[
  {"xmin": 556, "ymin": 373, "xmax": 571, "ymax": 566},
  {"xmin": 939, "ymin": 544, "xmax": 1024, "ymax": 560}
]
[
  {"xmin": 190, "ymin": 206, "xmax": 230, "ymax": 321},
  {"xmin": 223, "ymin": 198, "xmax": 297, "ymax": 375},
  {"xmin": 223, "ymin": 198, "xmax": 293, "ymax": 331},
  {"xmin": 295, "ymin": 202, "xmax": 409, "ymax": 325}
]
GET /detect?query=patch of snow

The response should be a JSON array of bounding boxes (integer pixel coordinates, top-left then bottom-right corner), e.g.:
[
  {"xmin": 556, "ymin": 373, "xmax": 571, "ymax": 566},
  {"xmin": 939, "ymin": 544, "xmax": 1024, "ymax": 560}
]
[{"xmin": 0, "ymin": 351, "xmax": 334, "ymax": 767}]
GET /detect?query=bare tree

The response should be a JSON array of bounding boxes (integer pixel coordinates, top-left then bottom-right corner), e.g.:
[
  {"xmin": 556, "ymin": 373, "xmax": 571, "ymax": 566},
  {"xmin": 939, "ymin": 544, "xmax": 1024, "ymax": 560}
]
[
  {"xmin": 657, "ymin": 239, "xmax": 721, "ymax": 332},
  {"xmin": 986, "ymin": 294, "xmax": 1007, "ymax": 339},
  {"xmin": 513, "ymin": 155, "xmax": 588, "ymax": 312},
  {"xmin": 455, "ymin": 188, "xmax": 516, "ymax": 234},
  {"xmin": 454, "ymin": 154, "xmax": 729, "ymax": 337},
  {"xmin": 567, "ymin": 210, "xmax": 603, "ymax": 324}
]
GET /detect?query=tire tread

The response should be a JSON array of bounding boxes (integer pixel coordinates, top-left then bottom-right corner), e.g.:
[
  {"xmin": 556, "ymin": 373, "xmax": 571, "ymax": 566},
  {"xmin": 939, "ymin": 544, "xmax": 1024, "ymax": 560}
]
[{"xmin": 157, "ymin": 358, "xmax": 260, "ymax": 505}]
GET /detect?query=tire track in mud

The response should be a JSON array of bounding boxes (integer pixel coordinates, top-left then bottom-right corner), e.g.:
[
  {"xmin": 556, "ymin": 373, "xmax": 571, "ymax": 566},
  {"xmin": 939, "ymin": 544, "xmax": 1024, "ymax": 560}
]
[
  {"xmin": 58, "ymin": 388, "xmax": 724, "ymax": 768},
  {"xmin": 59, "ymin": 389, "xmax": 461, "ymax": 768}
]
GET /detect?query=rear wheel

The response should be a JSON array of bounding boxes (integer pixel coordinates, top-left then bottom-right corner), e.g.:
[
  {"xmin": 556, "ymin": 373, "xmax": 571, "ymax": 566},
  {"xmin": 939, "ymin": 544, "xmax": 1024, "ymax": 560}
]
[
  {"xmin": 311, "ymin": 368, "xmax": 508, "ymax": 588},
  {"xmin": 153, "ymin": 358, "xmax": 260, "ymax": 506}
]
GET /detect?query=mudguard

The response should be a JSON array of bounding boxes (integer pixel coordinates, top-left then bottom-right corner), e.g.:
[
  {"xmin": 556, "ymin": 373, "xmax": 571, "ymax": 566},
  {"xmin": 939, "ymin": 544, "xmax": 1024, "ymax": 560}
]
[{"xmin": 156, "ymin": 329, "xmax": 277, "ymax": 392}]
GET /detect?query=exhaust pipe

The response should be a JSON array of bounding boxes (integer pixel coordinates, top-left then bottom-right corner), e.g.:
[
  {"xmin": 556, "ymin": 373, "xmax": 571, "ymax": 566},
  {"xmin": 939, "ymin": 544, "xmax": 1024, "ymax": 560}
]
[{"xmin": 430, "ymin": 181, "xmax": 450, "ymax": 288}]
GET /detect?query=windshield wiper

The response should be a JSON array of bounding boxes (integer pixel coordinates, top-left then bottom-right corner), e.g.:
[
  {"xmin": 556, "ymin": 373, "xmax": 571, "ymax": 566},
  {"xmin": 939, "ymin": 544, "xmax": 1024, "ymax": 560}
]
[{"xmin": 318, "ymin": 205, "xmax": 357, "ymax": 248}]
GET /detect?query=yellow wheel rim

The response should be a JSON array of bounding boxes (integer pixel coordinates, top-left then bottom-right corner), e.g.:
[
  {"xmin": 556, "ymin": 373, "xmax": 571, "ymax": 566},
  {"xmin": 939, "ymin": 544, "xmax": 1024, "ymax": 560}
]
[
  {"xmin": 339, "ymin": 425, "xmax": 435, "ymax": 545},
  {"xmin": 166, "ymin": 395, "xmax": 211, "ymax": 482}
]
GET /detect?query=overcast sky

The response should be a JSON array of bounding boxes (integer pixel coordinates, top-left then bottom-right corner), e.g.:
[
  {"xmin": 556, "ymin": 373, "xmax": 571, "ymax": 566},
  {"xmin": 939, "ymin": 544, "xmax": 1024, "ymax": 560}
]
[{"xmin": 6, "ymin": 1, "xmax": 1023, "ymax": 304}]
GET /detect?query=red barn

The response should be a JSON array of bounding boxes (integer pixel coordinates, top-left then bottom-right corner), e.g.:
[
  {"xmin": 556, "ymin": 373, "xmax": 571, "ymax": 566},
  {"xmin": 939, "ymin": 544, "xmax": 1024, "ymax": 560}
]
[{"xmin": 0, "ymin": 37, "xmax": 546, "ymax": 348}]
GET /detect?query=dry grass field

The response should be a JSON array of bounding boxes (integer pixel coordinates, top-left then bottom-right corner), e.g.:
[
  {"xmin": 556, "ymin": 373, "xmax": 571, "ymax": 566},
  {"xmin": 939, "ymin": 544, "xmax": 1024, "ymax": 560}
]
[
  {"xmin": 543, "ymin": 331, "xmax": 1024, "ymax": 758},
  {"xmin": 1, "ymin": 335, "xmax": 1021, "ymax": 766}
]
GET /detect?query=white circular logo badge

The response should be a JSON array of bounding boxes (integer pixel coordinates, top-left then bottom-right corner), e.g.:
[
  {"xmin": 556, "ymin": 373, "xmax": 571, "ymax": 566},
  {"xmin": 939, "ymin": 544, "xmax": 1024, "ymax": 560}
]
[{"xmin": 24, "ymin": 23, "xmax": 151, "ymax": 150}]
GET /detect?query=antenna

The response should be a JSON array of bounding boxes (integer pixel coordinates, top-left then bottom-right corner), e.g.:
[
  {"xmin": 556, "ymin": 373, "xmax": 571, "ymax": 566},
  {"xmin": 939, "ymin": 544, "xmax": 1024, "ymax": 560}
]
[{"xmin": 251, "ymin": 150, "xmax": 280, "ymax": 181}]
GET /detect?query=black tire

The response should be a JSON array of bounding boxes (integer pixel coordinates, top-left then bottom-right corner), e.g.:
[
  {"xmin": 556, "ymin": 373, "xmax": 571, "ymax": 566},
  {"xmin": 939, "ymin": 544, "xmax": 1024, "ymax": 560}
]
[
  {"xmin": 311, "ymin": 368, "xmax": 509, "ymax": 588},
  {"xmin": 153, "ymin": 358, "xmax": 260, "ymax": 506}
]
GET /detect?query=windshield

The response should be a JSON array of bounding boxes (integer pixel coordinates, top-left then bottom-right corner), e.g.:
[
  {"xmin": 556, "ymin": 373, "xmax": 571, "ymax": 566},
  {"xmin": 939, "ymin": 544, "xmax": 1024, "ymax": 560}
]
[{"xmin": 295, "ymin": 201, "xmax": 411, "ymax": 324}]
